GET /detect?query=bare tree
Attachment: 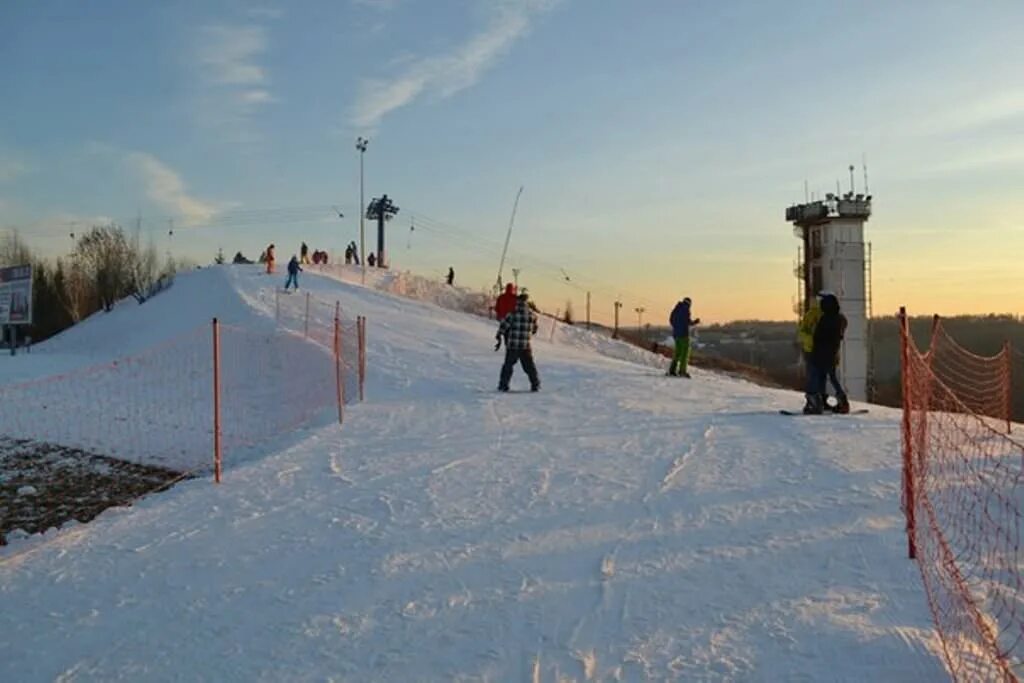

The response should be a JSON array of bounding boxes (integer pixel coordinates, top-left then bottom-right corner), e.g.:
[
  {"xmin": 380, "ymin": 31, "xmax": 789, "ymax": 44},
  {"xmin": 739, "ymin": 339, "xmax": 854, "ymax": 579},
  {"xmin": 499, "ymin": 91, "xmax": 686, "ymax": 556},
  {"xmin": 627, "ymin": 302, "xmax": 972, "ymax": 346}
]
[
  {"xmin": 0, "ymin": 231, "xmax": 33, "ymax": 267},
  {"xmin": 54, "ymin": 257, "xmax": 92, "ymax": 323},
  {"xmin": 73, "ymin": 225, "xmax": 134, "ymax": 311}
]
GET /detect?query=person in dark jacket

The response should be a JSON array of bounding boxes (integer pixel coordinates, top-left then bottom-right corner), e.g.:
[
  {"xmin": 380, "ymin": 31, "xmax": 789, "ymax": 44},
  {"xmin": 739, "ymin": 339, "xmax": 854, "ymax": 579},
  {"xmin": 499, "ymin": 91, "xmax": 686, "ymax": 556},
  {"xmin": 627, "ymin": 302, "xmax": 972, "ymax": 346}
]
[
  {"xmin": 496, "ymin": 290, "xmax": 540, "ymax": 392},
  {"xmin": 667, "ymin": 297, "xmax": 701, "ymax": 377},
  {"xmin": 806, "ymin": 293, "xmax": 843, "ymax": 414},
  {"xmin": 826, "ymin": 307, "xmax": 850, "ymax": 413},
  {"xmin": 446, "ymin": 267, "xmax": 455, "ymax": 286},
  {"xmin": 284, "ymin": 255, "xmax": 302, "ymax": 291}
]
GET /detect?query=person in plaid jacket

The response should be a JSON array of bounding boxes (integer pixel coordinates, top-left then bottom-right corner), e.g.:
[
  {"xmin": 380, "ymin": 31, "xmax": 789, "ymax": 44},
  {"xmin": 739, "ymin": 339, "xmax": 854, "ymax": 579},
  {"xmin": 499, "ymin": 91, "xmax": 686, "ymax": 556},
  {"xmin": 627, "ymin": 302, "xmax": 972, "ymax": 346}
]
[{"xmin": 496, "ymin": 290, "xmax": 541, "ymax": 392}]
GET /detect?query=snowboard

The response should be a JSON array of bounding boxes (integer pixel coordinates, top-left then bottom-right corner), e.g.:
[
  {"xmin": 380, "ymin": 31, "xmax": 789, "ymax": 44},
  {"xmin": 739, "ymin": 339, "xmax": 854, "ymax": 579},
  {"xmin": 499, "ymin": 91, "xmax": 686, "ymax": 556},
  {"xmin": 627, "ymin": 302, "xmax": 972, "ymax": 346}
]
[
  {"xmin": 779, "ymin": 408, "xmax": 869, "ymax": 416},
  {"xmin": 480, "ymin": 389, "xmax": 542, "ymax": 394}
]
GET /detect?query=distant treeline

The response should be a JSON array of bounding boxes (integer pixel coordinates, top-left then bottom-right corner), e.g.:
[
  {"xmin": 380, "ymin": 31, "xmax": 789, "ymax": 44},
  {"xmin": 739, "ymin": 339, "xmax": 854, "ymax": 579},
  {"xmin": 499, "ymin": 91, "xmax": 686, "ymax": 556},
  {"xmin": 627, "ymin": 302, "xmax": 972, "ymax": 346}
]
[{"xmin": 0, "ymin": 227, "xmax": 180, "ymax": 344}]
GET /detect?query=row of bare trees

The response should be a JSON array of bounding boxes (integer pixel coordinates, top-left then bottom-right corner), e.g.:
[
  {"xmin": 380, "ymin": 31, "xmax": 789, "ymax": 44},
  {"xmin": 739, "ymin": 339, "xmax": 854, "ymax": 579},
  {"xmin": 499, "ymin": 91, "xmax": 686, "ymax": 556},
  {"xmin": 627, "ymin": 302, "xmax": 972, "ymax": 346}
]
[{"xmin": 0, "ymin": 225, "xmax": 177, "ymax": 343}]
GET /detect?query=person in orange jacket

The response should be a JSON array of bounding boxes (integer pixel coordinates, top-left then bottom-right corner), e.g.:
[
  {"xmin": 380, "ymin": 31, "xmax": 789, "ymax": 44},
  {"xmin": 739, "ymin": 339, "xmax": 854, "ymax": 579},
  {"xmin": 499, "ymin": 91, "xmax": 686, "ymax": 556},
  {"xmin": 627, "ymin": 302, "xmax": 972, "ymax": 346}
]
[{"xmin": 265, "ymin": 243, "xmax": 276, "ymax": 274}]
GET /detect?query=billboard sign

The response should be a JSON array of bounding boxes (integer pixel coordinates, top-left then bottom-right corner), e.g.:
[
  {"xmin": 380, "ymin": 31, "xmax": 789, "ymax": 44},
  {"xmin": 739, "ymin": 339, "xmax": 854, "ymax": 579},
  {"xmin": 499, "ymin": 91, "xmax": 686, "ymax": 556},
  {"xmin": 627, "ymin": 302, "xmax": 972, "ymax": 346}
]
[{"xmin": 0, "ymin": 264, "xmax": 33, "ymax": 325}]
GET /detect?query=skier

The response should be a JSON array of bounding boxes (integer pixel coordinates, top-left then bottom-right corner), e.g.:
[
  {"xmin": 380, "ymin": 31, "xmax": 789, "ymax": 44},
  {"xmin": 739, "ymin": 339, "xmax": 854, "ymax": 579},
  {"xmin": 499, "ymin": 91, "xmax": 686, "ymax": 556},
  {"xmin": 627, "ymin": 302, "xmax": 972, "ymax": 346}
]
[
  {"xmin": 494, "ymin": 283, "xmax": 517, "ymax": 321},
  {"xmin": 805, "ymin": 293, "xmax": 844, "ymax": 414},
  {"xmin": 496, "ymin": 289, "xmax": 540, "ymax": 392},
  {"xmin": 284, "ymin": 255, "xmax": 302, "ymax": 291},
  {"xmin": 300, "ymin": 242, "xmax": 310, "ymax": 265},
  {"xmin": 667, "ymin": 297, "xmax": 701, "ymax": 377},
  {"xmin": 265, "ymin": 244, "xmax": 276, "ymax": 275},
  {"xmin": 344, "ymin": 245, "xmax": 352, "ymax": 264},
  {"xmin": 350, "ymin": 242, "xmax": 360, "ymax": 265},
  {"xmin": 446, "ymin": 267, "xmax": 455, "ymax": 286}
]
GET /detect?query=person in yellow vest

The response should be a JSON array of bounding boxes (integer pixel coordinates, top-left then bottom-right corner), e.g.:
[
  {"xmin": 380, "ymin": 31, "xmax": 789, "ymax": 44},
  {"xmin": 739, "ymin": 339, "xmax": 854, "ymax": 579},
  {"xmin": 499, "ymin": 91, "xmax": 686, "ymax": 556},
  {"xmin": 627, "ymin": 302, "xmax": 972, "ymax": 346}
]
[{"xmin": 799, "ymin": 293, "xmax": 825, "ymax": 413}]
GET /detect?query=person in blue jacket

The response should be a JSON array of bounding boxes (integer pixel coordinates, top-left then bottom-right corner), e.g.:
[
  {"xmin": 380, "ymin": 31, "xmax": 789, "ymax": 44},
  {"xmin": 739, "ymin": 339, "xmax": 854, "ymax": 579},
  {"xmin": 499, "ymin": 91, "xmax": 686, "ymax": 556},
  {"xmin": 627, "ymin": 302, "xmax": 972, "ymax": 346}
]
[
  {"xmin": 668, "ymin": 297, "xmax": 701, "ymax": 377},
  {"xmin": 284, "ymin": 255, "xmax": 302, "ymax": 291}
]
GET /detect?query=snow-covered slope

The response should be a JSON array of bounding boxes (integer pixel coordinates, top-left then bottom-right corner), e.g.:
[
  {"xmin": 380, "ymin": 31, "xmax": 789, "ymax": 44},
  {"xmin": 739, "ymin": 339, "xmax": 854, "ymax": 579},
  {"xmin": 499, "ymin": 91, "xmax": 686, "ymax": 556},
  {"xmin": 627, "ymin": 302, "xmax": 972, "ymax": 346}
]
[{"xmin": 0, "ymin": 266, "xmax": 945, "ymax": 681}]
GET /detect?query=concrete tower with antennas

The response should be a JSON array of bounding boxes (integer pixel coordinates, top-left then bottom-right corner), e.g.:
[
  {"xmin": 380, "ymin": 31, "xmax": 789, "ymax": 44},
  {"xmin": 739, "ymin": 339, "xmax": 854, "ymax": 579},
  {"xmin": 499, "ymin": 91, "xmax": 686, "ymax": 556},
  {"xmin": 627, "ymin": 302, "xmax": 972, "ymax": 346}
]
[{"xmin": 786, "ymin": 167, "xmax": 873, "ymax": 401}]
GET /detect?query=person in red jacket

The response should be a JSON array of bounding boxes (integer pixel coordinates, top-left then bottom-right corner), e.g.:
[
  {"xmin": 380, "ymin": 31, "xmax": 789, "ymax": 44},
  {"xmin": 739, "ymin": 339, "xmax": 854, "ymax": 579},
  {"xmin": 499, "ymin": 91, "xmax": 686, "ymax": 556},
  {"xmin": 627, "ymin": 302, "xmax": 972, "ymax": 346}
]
[{"xmin": 495, "ymin": 283, "xmax": 517, "ymax": 321}]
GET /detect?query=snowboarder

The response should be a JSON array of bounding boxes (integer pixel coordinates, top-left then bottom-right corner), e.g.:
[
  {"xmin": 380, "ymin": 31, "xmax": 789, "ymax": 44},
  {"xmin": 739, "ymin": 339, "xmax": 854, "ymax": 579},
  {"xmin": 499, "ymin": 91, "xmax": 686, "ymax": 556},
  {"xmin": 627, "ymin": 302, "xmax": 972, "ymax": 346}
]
[
  {"xmin": 300, "ymin": 242, "xmax": 310, "ymax": 265},
  {"xmin": 496, "ymin": 289, "xmax": 540, "ymax": 392},
  {"xmin": 265, "ymin": 244, "xmax": 276, "ymax": 274},
  {"xmin": 284, "ymin": 255, "xmax": 302, "ymax": 291},
  {"xmin": 446, "ymin": 267, "xmax": 455, "ymax": 286},
  {"xmin": 825, "ymin": 298, "xmax": 850, "ymax": 413},
  {"xmin": 667, "ymin": 297, "xmax": 700, "ymax": 377},
  {"xmin": 494, "ymin": 283, "xmax": 517, "ymax": 321},
  {"xmin": 805, "ymin": 293, "xmax": 845, "ymax": 414}
]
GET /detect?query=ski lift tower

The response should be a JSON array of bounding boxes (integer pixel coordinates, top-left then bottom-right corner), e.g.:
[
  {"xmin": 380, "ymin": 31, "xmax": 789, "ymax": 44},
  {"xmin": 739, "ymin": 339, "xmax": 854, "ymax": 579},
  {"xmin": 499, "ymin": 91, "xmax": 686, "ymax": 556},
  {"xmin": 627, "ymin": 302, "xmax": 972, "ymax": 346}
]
[{"xmin": 786, "ymin": 191, "xmax": 872, "ymax": 401}]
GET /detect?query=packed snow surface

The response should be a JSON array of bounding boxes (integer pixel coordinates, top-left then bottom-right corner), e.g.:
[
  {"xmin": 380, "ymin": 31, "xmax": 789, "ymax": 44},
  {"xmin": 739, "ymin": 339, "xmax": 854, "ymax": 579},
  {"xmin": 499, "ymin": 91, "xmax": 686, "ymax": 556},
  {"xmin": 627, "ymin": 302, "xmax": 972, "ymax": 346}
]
[{"xmin": 0, "ymin": 265, "xmax": 944, "ymax": 681}]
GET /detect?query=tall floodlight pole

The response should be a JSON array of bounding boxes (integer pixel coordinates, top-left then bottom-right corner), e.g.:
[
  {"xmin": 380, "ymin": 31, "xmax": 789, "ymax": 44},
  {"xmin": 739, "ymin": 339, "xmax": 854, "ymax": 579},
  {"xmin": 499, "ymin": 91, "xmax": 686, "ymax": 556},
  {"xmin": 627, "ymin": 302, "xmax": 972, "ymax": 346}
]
[
  {"xmin": 356, "ymin": 137, "xmax": 369, "ymax": 284},
  {"xmin": 635, "ymin": 306, "xmax": 645, "ymax": 335}
]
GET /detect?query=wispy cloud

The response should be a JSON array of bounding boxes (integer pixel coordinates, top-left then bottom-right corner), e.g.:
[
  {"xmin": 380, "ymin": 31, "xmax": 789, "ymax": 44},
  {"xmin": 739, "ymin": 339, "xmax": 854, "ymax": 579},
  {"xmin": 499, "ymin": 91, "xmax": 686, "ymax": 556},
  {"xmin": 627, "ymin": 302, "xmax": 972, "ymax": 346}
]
[
  {"xmin": 247, "ymin": 7, "xmax": 285, "ymax": 20},
  {"xmin": 0, "ymin": 157, "xmax": 30, "ymax": 183},
  {"xmin": 917, "ymin": 90, "xmax": 1024, "ymax": 138},
  {"xmin": 126, "ymin": 152, "xmax": 219, "ymax": 226},
  {"xmin": 350, "ymin": 0, "xmax": 558, "ymax": 129},
  {"xmin": 351, "ymin": 0, "xmax": 399, "ymax": 9},
  {"xmin": 195, "ymin": 24, "xmax": 275, "ymax": 131}
]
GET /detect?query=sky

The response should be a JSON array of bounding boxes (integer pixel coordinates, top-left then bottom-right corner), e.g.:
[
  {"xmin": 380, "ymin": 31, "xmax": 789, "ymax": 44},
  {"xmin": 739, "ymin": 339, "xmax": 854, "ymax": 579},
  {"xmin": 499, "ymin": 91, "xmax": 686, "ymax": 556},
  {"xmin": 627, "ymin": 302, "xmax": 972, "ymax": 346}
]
[{"xmin": 1, "ymin": 0, "xmax": 1023, "ymax": 325}]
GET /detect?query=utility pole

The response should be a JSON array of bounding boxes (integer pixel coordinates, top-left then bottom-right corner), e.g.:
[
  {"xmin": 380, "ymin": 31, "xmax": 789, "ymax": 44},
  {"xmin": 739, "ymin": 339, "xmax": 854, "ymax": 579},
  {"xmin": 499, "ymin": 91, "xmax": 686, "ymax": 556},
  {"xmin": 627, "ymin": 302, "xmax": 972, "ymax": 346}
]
[
  {"xmin": 613, "ymin": 300, "xmax": 622, "ymax": 338},
  {"xmin": 635, "ymin": 306, "xmax": 645, "ymax": 336},
  {"xmin": 356, "ymin": 136, "xmax": 369, "ymax": 284},
  {"xmin": 586, "ymin": 291, "xmax": 591, "ymax": 330}
]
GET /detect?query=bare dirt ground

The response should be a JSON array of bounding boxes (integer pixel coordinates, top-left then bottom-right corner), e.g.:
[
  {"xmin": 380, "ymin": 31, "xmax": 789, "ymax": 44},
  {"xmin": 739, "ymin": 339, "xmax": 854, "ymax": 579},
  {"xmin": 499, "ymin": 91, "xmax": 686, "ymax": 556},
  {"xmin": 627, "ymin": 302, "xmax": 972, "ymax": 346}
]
[{"xmin": 0, "ymin": 437, "xmax": 188, "ymax": 546}]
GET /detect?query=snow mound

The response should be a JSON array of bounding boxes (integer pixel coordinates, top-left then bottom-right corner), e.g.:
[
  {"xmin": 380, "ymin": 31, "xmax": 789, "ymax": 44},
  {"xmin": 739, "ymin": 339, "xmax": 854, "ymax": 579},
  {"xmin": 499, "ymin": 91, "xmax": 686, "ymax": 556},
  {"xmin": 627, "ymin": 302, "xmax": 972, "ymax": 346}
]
[{"xmin": 39, "ymin": 266, "xmax": 269, "ymax": 359}]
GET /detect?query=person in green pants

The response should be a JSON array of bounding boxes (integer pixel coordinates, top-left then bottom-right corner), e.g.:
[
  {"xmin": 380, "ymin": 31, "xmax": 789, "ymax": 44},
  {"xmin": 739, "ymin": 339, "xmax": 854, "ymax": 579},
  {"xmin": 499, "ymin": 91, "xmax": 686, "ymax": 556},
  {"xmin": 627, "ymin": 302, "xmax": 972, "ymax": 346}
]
[{"xmin": 668, "ymin": 297, "xmax": 700, "ymax": 377}]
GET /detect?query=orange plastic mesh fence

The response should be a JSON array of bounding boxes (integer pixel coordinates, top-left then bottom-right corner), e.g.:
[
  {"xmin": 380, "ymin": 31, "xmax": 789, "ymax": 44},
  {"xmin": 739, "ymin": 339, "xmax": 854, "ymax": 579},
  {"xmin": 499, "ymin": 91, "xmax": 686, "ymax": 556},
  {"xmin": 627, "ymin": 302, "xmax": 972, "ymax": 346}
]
[
  {"xmin": 901, "ymin": 310, "xmax": 1024, "ymax": 681},
  {"xmin": 0, "ymin": 297, "xmax": 364, "ymax": 480},
  {"xmin": 271, "ymin": 289, "xmax": 361, "ymax": 403},
  {"xmin": 926, "ymin": 317, "xmax": 1012, "ymax": 430},
  {"xmin": 0, "ymin": 327, "xmax": 215, "ymax": 475}
]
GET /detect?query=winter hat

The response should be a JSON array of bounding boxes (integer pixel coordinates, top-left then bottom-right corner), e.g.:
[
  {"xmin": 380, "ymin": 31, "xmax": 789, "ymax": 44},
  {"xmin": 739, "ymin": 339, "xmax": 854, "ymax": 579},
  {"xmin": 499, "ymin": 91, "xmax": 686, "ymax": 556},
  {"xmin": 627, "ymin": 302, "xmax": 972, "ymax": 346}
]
[
  {"xmin": 683, "ymin": 297, "xmax": 691, "ymax": 304},
  {"xmin": 817, "ymin": 290, "xmax": 834, "ymax": 298}
]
